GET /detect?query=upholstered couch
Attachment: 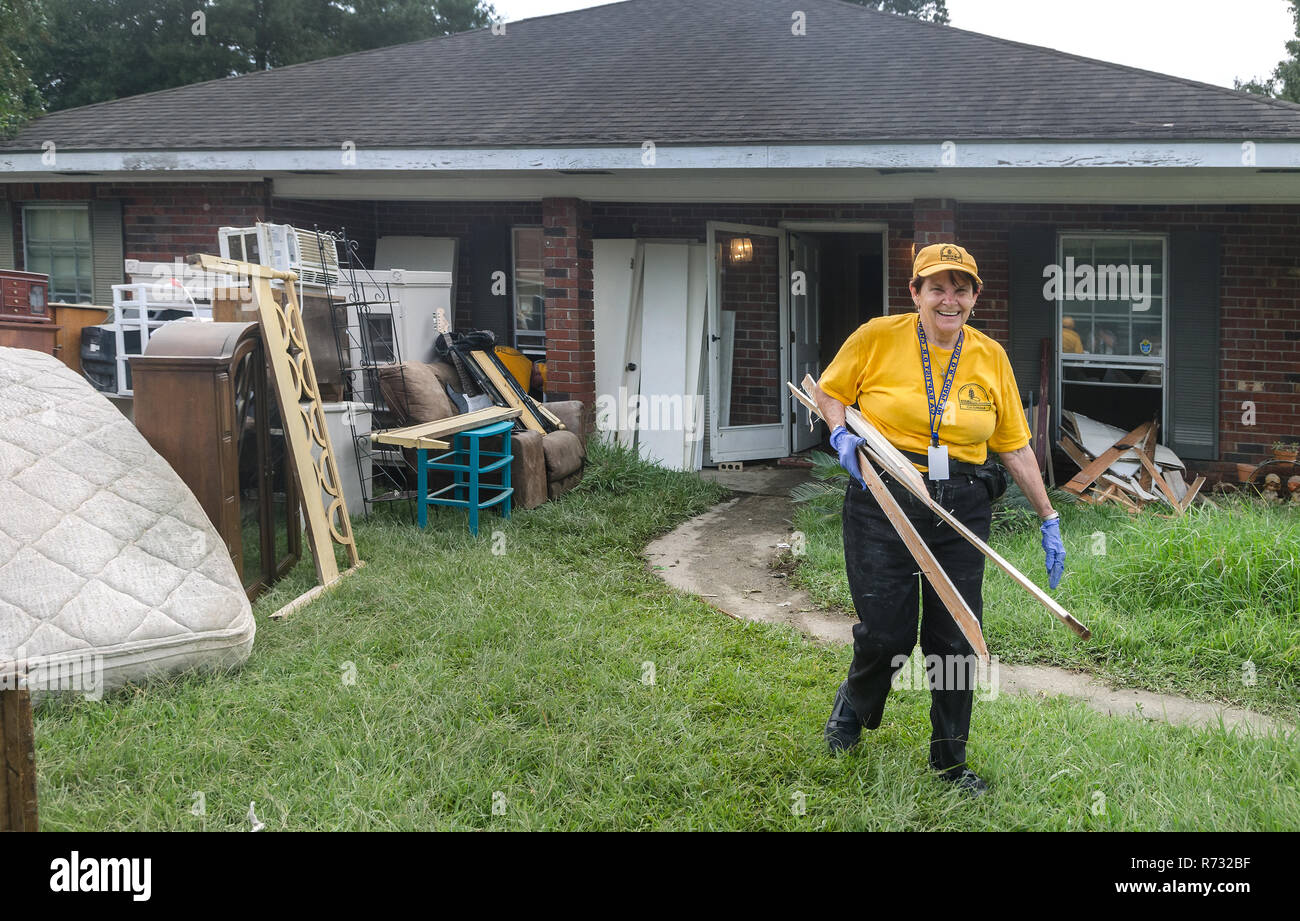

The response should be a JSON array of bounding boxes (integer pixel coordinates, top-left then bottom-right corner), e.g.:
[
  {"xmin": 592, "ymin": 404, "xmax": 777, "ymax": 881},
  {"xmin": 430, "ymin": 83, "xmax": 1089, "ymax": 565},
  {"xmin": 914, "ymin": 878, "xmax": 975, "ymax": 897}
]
[{"xmin": 376, "ymin": 360, "xmax": 586, "ymax": 510}]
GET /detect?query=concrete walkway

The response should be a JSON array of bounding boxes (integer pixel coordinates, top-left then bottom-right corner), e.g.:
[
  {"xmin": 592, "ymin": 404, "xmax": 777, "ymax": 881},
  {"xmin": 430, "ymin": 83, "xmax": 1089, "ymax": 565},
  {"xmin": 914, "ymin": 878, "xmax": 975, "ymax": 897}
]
[{"xmin": 648, "ymin": 465, "xmax": 1292, "ymax": 735}]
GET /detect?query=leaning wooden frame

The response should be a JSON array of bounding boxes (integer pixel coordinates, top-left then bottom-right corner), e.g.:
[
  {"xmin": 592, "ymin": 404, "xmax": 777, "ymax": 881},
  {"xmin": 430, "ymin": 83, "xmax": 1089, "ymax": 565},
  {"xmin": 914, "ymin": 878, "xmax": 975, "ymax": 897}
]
[
  {"xmin": 789, "ymin": 375, "xmax": 1091, "ymax": 646},
  {"xmin": 192, "ymin": 254, "xmax": 363, "ymax": 620}
]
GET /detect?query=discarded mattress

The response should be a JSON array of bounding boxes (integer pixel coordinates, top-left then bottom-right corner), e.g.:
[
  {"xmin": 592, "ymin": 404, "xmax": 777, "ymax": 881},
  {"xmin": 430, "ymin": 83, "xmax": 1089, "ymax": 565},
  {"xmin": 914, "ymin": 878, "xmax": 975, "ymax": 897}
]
[{"xmin": 0, "ymin": 347, "xmax": 254, "ymax": 694}]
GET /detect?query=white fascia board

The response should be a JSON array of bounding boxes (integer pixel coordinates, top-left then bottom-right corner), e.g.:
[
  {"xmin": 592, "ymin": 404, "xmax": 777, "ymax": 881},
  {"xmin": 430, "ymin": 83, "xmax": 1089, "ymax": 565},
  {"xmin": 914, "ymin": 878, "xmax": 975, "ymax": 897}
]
[
  {"xmin": 263, "ymin": 170, "xmax": 1300, "ymax": 204},
  {"xmin": 2, "ymin": 139, "xmax": 1299, "ymax": 174}
]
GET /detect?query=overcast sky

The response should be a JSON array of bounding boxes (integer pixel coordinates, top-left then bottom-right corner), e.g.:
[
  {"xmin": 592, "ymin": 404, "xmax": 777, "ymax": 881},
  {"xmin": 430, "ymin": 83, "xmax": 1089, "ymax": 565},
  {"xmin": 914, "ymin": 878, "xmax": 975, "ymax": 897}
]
[{"xmin": 488, "ymin": 0, "xmax": 1296, "ymax": 90}]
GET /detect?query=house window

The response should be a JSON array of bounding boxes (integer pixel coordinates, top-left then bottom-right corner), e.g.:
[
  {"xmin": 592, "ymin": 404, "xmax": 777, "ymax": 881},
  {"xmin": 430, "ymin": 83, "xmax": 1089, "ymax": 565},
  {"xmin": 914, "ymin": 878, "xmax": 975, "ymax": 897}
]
[
  {"xmin": 1056, "ymin": 233, "xmax": 1167, "ymax": 430},
  {"xmin": 1058, "ymin": 235, "xmax": 1165, "ymax": 364},
  {"xmin": 23, "ymin": 205, "xmax": 93, "ymax": 303},
  {"xmin": 511, "ymin": 226, "xmax": 546, "ymax": 355}
]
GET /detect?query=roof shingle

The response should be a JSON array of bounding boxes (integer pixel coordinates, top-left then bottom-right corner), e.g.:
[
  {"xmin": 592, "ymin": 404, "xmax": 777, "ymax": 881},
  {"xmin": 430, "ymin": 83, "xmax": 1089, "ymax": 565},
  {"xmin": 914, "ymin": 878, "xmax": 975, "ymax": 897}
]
[{"xmin": 4, "ymin": 0, "xmax": 1298, "ymax": 152}]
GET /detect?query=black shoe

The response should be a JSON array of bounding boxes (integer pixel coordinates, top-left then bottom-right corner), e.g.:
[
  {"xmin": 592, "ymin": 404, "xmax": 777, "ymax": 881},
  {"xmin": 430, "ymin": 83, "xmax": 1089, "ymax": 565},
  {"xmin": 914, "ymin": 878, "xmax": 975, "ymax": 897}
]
[
  {"xmin": 938, "ymin": 768, "xmax": 989, "ymax": 798},
  {"xmin": 824, "ymin": 682, "xmax": 862, "ymax": 754}
]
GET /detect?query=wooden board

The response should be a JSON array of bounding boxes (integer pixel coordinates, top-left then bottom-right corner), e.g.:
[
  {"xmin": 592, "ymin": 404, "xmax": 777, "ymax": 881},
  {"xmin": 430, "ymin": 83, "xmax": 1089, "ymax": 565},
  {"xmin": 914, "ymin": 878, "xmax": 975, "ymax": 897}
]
[
  {"xmin": 0, "ymin": 688, "xmax": 38, "ymax": 832},
  {"xmin": 1136, "ymin": 450, "xmax": 1183, "ymax": 511},
  {"xmin": 793, "ymin": 378, "xmax": 1091, "ymax": 641},
  {"xmin": 1035, "ymin": 338, "xmax": 1050, "ymax": 472},
  {"xmin": 1062, "ymin": 421, "xmax": 1154, "ymax": 495},
  {"xmin": 1137, "ymin": 423, "xmax": 1158, "ymax": 493},
  {"xmin": 196, "ymin": 254, "xmax": 361, "ymax": 592},
  {"xmin": 469, "ymin": 350, "xmax": 546, "ymax": 434},
  {"xmin": 1179, "ymin": 476, "xmax": 1206, "ymax": 512},
  {"xmin": 371, "ymin": 406, "xmax": 521, "ymax": 449},
  {"xmin": 858, "ymin": 454, "xmax": 989, "ymax": 663}
]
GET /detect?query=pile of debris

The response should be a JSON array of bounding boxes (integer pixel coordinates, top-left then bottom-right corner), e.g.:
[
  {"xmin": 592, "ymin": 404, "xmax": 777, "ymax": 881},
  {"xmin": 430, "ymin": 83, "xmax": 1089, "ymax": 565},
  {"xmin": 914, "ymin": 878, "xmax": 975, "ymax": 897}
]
[{"xmin": 1058, "ymin": 412, "xmax": 1205, "ymax": 514}]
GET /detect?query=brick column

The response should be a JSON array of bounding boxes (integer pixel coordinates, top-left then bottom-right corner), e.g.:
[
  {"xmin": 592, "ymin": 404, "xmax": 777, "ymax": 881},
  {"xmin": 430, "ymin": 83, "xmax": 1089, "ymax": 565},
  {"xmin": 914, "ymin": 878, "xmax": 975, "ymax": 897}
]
[
  {"xmin": 913, "ymin": 198, "xmax": 957, "ymax": 246},
  {"xmin": 541, "ymin": 197, "xmax": 595, "ymax": 424}
]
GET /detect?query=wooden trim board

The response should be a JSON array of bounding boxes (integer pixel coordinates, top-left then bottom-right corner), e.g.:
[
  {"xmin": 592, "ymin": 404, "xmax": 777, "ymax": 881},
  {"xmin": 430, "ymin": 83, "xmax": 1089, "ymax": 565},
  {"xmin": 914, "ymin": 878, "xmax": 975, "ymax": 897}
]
[
  {"xmin": 792, "ymin": 378, "xmax": 1091, "ymax": 641},
  {"xmin": 858, "ymin": 454, "xmax": 990, "ymax": 662}
]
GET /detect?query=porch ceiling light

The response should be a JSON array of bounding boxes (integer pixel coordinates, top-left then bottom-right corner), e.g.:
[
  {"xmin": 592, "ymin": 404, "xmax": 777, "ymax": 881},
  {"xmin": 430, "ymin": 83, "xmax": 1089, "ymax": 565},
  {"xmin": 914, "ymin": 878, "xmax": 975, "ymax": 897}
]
[{"xmin": 729, "ymin": 236, "xmax": 753, "ymax": 264}]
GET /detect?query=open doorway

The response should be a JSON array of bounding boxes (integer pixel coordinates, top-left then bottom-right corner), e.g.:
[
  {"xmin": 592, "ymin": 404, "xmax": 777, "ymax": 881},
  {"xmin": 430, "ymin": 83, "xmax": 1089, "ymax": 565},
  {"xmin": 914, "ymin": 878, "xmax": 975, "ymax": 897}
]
[
  {"xmin": 781, "ymin": 223, "xmax": 887, "ymax": 457},
  {"xmin": 704, "ymin": 221, "xmax": 887, "ymax": 465}
]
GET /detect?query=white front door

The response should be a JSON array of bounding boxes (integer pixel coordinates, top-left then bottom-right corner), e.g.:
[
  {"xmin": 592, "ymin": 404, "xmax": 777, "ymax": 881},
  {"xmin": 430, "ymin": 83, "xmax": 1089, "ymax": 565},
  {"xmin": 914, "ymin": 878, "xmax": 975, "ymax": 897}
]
[
  {"xmin": 789, "ymin": 232, "xmax": 822, "ymax": 452},
  {"xmin": 706, "ymin": 221, "xmax": 789, "ymax": 463}
]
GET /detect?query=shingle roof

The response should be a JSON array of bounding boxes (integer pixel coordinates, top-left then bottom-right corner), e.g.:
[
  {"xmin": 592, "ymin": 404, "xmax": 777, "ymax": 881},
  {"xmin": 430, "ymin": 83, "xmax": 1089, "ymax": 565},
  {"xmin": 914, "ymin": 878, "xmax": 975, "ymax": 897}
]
[{"xmin": 5, "ymin": 0, "xmax": 1299, "ymax": 152}]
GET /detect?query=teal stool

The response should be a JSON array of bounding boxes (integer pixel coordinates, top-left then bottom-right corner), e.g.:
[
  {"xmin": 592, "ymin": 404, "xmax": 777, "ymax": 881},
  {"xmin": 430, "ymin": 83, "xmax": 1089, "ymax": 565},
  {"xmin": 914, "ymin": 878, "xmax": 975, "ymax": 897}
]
[{"xmin": 417, "ymin": 420, "xmax": 514, "ymax": 535}]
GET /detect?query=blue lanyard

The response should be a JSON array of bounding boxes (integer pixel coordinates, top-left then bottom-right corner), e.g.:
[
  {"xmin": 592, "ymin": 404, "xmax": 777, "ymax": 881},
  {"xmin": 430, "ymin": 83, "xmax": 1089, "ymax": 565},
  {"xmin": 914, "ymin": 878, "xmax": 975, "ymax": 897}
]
[{"xmin": 917, "ymin": 319, "xmax": 963, "ymax": 448}]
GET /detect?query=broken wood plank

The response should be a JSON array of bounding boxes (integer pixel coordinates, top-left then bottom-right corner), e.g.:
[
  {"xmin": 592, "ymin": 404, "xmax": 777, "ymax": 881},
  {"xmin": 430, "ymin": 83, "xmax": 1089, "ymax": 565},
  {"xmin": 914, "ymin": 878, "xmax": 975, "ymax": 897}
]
[
  {"xmin": 1179, "ymin": 475, "xmax": 1207, "ymax": 512},
  {"xmin": 371, "ymin": 406, "xmax": 520, "ymax": 450},
  {"xmin": 270, "ymin": 560, "xmax": 367, "ymax": 621},
  {"xmin": 1062, "ymin": 421, "xmax": 1154, "ymax": 495},
  {"xmin": 1058, "ymin": 436, "xmax": 1093, "ymax": 474},
  {"xmin": 1137, "ymin": 422, "xmax": 1158, "ymax": 493},
  {"xmin": 792, "ymin": 378, "xmax": 1091, "ymax": 641},
  {"xmin": 1136, "ymin": 450, "xmax": 1183, "ymax": 512},
  {"xmin": 0, "ymin": 688, "xmax": 38, "ymax": 832}
]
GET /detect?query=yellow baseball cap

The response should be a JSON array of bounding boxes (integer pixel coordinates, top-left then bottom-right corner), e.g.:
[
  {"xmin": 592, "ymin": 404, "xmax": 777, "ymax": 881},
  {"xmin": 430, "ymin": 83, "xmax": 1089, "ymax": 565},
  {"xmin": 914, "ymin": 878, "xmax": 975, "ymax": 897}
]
[{"xmin": 912, "ymin": 243, "xmax": 982, "ymax": 286}]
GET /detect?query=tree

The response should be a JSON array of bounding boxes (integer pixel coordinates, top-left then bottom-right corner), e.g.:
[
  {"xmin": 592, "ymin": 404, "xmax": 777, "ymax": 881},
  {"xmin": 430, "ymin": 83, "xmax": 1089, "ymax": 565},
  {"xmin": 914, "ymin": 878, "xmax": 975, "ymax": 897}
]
[
  {"xmin": 843, "ymin": 0, "xmax": 950, "ymax": 24},
  {"xmin": 1236, "ymin": 0, "xmax": 1300, "ymax": 103},
  {"xmin": 15, "ymin": 0, "xmax": 498, "ymax": 114},
  {"xmin": 0, "ymin": 0, "xmax": 45, "ymax": 136}
]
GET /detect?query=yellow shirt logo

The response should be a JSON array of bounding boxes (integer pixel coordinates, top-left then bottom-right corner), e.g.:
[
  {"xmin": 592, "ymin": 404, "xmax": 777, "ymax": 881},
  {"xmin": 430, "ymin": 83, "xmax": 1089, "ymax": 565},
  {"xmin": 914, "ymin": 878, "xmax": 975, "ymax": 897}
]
[{"xmin": 958, "ymin": 383, "xmax": 994, "ymax": 412}]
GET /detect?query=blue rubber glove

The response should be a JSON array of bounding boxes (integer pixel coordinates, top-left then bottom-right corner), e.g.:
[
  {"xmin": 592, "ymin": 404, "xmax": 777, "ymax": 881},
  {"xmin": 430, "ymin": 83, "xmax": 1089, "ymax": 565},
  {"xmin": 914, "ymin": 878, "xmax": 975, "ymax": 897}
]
[
  {"xmin": 829, "ymin": 425, "xmax": 866, "ymax": 488},
  {"xmin": 1040, "ymin": 517, "xmax": 1065, "ymax": 589}
]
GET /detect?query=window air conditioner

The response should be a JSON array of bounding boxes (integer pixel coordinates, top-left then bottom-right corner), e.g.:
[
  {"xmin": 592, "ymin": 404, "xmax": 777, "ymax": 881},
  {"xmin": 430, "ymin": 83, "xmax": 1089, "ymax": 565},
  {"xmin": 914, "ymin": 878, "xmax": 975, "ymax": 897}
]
[{"xmin": 217, "ymin": 223, "xmax": 340, "ymax": 287}]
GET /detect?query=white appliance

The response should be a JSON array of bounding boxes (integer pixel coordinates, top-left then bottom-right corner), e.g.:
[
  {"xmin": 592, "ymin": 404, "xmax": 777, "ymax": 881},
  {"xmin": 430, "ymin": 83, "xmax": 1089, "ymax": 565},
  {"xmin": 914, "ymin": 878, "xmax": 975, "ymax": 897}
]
[
  {"xmin": 334, "ymin": 269, "xmax": 454, "ymax": 403},
  {"xmin": 218, "ymin": 223, "xmax": 341, "ymax": 287},
  {"xmin": 374, "ymin": 236, "xmax": 458, "ymax": 314},
  {"xmin": 321, "ymin": 401, "xmax": 372, "ymax": 519}
]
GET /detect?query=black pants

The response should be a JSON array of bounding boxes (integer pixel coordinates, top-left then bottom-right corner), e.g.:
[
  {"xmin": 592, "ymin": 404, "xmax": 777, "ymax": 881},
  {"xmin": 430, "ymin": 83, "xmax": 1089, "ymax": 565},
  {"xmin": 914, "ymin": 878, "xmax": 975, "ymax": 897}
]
[{"xmin": 840, "ymin": 469, "xmax": 991, "ymax": 775}]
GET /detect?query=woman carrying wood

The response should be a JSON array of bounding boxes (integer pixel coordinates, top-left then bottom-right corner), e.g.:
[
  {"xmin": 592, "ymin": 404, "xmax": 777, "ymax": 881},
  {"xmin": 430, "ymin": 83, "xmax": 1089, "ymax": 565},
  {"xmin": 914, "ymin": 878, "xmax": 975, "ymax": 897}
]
[{"xmin": 810, "ymin": 243, "xmax": 1064, "ymax": 797}]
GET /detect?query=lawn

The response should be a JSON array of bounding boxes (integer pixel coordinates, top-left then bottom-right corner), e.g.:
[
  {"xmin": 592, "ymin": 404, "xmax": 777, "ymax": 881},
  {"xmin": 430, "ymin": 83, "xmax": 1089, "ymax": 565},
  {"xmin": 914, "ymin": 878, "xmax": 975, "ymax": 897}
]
[
  {"xmin": 790, "ymin": 458, "xmax": 1300, "ymax": 721},
  {"xmin": 31, "ymin": 441, "xmax": 1300, "ymax": 830}
]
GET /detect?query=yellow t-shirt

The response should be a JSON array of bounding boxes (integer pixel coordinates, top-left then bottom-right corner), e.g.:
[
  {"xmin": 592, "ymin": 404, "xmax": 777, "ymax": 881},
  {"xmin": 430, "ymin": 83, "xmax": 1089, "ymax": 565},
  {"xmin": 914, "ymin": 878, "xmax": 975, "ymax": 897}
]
[{"xmin": 819, "ymin": 313, "xmax": 1030, "ymax": 468}]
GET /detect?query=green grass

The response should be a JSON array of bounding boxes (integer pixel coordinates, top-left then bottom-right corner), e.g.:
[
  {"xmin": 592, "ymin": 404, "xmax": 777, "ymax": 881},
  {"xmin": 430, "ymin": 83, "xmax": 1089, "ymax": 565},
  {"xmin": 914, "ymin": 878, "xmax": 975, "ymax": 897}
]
[
  {"xmin": 791, "ymin": 470, "xmax": 1300, "ymax": 721},
  {"xmin": 31, "ymin": 440, "xmax": 1300, "ymax": 830}
]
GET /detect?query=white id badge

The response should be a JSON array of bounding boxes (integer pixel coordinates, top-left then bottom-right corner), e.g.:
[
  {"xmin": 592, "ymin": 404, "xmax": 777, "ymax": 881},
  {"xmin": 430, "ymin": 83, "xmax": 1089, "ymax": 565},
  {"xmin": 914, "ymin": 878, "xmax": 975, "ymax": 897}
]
[{"xmin": 927, "ymin": 444, "xmax": 950, "ymax": 481}]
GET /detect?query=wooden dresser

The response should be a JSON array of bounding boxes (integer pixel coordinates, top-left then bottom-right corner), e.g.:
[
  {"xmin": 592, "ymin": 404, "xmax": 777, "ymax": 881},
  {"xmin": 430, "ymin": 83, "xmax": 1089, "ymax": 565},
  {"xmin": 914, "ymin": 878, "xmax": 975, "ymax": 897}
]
[{"xmin": 131, "ymin": 322, "xmax": 300, "ymax": 600}]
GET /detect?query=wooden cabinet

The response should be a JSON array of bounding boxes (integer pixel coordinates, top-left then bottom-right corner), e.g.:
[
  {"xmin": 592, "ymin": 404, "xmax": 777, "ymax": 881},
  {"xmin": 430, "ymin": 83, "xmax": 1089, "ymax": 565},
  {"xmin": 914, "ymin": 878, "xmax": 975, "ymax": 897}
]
[
  {"xmin": 131, "ymin": 322, "xmax": 300, "ymax": 600},
  {"xmin": 0, "ymin": 321, "xmax": 59, "ymax": 355},
  {"xmin": 47, "ymin": 302, "xmax": 110, "ymax": 375}
]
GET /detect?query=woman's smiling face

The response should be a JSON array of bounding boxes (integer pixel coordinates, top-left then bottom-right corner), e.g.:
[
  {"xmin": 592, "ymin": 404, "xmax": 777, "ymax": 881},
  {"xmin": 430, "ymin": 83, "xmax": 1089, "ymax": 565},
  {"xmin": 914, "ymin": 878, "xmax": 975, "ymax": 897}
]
[{"xmin": 912, "ymin": 270, "xmax": 978, "ymax": 344}]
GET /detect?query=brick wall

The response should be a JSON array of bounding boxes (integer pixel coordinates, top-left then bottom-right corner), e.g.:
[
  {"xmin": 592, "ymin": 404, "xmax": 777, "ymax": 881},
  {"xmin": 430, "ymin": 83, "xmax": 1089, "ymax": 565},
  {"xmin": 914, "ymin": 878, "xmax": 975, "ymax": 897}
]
[
  {"xmin": 541, "ymin": 197, "xmax": 594, "ymax": 413},
  {"xmin": 717, "ymin": 230, "xmax": 781, "ymax": 426},
  {"xmin": 2, "ymin": 181, "xmax": 272, "ymax": 269}
]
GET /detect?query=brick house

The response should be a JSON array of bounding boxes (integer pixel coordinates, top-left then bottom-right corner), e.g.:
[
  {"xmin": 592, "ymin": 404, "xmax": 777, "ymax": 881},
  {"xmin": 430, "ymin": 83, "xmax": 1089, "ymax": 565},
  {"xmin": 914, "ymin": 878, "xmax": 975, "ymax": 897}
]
[{"xmin": 2, "ymin": 0, "xmax": 1298, "ymax": 476}]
